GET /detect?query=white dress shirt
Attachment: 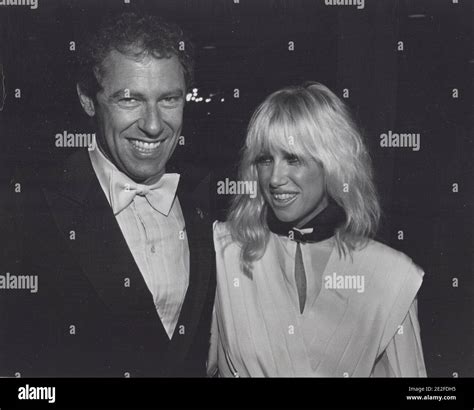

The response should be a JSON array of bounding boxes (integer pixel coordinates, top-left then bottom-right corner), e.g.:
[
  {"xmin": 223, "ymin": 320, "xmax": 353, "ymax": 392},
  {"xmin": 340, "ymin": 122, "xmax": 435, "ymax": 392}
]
[{"xmin": 89, "ymin": 147, "xmax": 189, "ymax": 339}]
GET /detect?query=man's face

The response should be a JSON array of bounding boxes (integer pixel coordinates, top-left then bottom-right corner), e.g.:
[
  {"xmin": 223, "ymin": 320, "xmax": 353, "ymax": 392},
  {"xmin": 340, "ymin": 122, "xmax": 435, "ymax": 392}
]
[{"xmin": 91, "ymin": 50, "xmax": 186, "ymax": 184}]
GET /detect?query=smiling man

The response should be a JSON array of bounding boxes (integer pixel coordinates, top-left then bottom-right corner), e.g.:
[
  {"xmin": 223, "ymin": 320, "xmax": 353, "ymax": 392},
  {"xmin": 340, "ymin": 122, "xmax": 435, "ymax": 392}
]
[
  {"xmin": 79, "ymin": 50, "xmax": 186, "ymax": 184},
  {"xmin": 1, "ymin": 12, "xmax": 215, "ymax": 377}
]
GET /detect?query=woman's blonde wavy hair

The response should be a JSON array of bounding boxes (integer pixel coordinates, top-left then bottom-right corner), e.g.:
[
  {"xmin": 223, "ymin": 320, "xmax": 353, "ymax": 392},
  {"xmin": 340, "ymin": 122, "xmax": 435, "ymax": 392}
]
[{"xmin": 227, "ymin": 82, "xmax": 380, "ymax": 274}]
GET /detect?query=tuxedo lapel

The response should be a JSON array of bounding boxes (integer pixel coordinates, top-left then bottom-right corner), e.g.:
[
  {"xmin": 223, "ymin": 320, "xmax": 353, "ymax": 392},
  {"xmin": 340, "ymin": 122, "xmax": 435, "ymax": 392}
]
[
  {"xmin": 42, "ymin": 149, "xmax": 214, "ymax": 374},
  {"xmin": 42, "ymin": 150, "xmax": 170, "ymax": 345},
  {"xmin": 168, "ymin": 173, "xmax": 214, "ymax": 363}
]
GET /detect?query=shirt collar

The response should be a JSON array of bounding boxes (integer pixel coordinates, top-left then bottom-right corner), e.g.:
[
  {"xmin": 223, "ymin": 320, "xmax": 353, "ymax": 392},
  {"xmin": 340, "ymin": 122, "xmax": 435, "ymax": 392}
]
[{"xmin": 88, "ymin": 146, "xmax": 180, "ymax": 216}]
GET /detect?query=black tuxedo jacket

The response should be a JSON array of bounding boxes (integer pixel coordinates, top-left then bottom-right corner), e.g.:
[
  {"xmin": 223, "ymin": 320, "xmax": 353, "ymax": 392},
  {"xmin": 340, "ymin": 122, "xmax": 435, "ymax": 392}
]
[{"xmin": 0, "ymin": 150, "xmax": 216, "ymax": 377}]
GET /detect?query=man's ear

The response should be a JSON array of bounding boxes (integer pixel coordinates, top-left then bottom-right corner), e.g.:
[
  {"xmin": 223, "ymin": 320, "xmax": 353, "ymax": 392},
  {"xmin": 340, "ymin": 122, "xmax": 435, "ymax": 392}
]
[{"xmin": 77, "ymin": 84, "xmax": 96, "ymax": 117}]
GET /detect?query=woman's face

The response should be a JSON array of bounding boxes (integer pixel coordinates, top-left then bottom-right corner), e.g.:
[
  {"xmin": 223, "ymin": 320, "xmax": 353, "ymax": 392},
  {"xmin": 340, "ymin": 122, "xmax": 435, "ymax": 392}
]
[{"xmin": 257, "ymin": 148, "xmax": 329, "ymax": 227}]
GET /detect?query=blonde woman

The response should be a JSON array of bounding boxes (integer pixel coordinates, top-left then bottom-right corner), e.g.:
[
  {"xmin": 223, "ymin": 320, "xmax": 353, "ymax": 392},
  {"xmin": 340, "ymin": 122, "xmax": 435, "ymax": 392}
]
[{"xmin": 208, "ymin": 82, "xmax": 426, "ymax": 377}]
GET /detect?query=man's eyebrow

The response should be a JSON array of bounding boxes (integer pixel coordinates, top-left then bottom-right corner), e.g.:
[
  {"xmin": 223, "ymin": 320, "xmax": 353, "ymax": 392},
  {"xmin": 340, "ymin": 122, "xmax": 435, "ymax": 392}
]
[
  {"xmin": 109, "ymin": 89, "xmax": 143, "ymax": 99},
  {"xmin": 160, "ymin": 89, "xmax": 184, "ymax": 98},
  {"xmin": 109, "ymin": 89, "xmax": 184, "ymax": 99}
]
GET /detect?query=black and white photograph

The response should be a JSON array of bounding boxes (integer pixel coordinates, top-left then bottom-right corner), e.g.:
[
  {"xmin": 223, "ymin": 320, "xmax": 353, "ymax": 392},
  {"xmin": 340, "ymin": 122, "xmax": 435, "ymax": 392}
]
[{"xmin": 0, "ymin": 0, "xmax": 472, "ymax": 408}]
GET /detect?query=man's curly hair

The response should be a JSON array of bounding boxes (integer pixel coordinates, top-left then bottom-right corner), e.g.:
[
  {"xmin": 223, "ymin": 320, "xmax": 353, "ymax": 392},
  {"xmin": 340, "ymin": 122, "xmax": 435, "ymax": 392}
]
[{"xmin": 77, "ymin": 12, "xmax": 194, "ymax": 98}]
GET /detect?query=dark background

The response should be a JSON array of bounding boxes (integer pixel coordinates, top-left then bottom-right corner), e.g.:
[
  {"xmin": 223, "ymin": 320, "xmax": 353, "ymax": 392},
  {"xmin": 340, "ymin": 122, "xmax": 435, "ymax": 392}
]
[{"xmin": 0, "ymin": 0, "xmax": 472, "ymax": 378}]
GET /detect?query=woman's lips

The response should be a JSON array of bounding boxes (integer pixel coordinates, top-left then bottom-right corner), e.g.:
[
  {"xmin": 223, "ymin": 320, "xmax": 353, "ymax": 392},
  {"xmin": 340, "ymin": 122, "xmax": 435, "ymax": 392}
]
[{"xmin": 270, "ymin": 192, "xmax": 298, "ymax": 207}]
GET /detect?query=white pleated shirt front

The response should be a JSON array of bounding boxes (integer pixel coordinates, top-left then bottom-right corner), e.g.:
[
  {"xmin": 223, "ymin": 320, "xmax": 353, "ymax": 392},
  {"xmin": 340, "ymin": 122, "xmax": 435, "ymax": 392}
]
[{"xmin": 89, "ymin": 147, "xmax": 189, "ymax": 339}]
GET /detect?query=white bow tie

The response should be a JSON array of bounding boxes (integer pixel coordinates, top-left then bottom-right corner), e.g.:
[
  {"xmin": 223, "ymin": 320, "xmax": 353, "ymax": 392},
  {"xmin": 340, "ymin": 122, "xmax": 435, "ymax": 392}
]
[{"xmin": 109, "ymin": 169, "xmax": 180, "ymax": 216}]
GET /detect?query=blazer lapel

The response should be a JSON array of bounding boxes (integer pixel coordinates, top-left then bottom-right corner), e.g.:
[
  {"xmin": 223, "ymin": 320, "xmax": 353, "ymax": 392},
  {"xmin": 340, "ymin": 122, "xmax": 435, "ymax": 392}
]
[
  {"xmin": 168, "ymin": 172, "xmax": 214, "ymax": 363},
  {"xmin": 42, "ymin": 150, "xmax": 170, "ymax": 344}
]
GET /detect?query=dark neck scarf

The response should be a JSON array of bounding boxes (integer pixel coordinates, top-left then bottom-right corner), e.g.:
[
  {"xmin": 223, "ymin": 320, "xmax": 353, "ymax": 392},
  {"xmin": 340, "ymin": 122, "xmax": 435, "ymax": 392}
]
[{"xmin": 266, "ymin": 198, "xmax": 346, "ymax": 243}]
